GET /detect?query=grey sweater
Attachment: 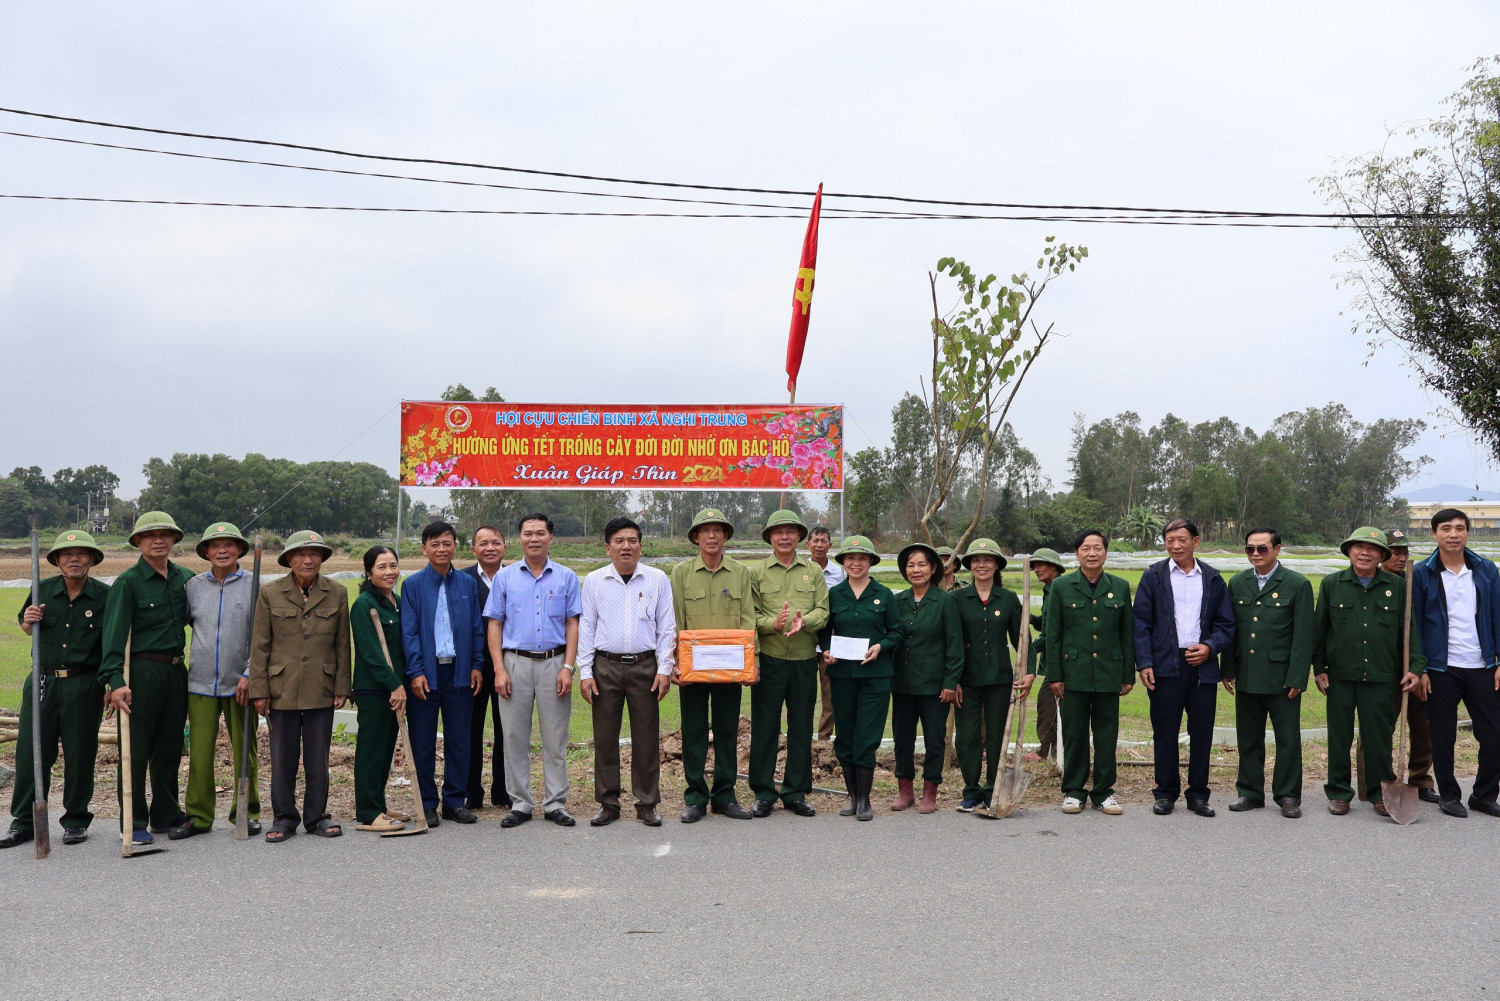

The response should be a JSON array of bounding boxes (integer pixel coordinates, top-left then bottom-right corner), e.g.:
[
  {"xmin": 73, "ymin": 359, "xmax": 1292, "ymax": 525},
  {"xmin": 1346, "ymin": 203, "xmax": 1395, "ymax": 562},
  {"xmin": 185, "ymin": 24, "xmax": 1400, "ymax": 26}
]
[{"xmin": 185, "ymin": 568, "xmax": 256, "ymax": 698}]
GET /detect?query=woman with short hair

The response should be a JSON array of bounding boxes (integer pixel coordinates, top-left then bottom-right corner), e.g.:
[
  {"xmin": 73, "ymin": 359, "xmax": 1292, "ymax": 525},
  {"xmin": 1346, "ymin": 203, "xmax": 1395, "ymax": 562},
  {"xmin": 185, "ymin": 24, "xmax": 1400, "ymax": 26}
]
[{"xmin": 891, "ymin": 543, "xmax": 964, "ymax": 814}]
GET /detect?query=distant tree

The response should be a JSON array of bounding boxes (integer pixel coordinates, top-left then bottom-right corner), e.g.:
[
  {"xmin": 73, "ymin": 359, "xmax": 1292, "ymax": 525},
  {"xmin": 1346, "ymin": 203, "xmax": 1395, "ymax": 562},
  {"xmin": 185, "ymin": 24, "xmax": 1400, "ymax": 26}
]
[
  {"xmin": 847, "ymin": 447, "xmax": 889, "ymax": 539},
  {"xmin": 0, "ymin": 479, "xmax": 34, "ymax": 535},
  {"xmin": 1115, "ymin": 504, "xmax": 1166, "ymax": 551},
  {"xmin": 441, "ymin": 384, "xmax": 505, "ymax": 402}
]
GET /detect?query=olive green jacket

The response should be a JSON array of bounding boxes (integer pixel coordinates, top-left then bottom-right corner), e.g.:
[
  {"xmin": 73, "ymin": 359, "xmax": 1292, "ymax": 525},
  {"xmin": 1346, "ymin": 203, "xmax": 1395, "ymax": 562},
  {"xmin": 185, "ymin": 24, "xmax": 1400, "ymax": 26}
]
[
  {"xmin": 893, "ymin": 587, "xmax": 965, "ymax": 695},
  {"xmin": 1041, "ymin": 570, "xmax": 1135, "ymax": 692},
  {"xmin": 818, "ymin": 578, "xmax": 905, "ymax": 680},
  {"xmin": 248, "ymin": 573, "xmax": 352, "ymax": 709},
  {"xmin": 954, "ymin": 585, "xmax": 1022, "ymax": 687},
  {"xmin": 1220, "ymin": 564, "xmax": 1315, "ymax": 694},
  {"xmin": 100, "ymin": 557, "xmax": 195, "ymax": 691},
  {"xmin": 1312, "ymin": 568, "xmax": 1426, "ymax": 684},
  {"xmin": 752, "ymin": 554, "xmax": 830, "ymax": 661}
]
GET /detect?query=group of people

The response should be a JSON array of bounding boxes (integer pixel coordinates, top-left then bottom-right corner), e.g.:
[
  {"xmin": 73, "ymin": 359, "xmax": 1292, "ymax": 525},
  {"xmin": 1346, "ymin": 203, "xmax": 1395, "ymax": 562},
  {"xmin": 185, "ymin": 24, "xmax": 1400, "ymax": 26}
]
[{"xmin": 4, "ymin": 504, "xmax": 1497, "ymax": 850}]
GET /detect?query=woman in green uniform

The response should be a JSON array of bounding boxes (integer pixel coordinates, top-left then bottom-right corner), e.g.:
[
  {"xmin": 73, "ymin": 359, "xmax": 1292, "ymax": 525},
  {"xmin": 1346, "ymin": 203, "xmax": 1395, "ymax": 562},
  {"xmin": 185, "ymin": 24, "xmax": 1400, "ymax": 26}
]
[
  {"xmin": 817, "ymin": 536, "xmax": 903, "ymax": 821},
  {"xmin": 351, "ymin": 545, "xmax": 409, "ymax": 833},
  {"xmin": 952, "ymin": 538, "xmax": 1022, "ymax": 814},
  {"xmin": 892, "ymin": 543, "xmax": 965, "ymax": 814}
]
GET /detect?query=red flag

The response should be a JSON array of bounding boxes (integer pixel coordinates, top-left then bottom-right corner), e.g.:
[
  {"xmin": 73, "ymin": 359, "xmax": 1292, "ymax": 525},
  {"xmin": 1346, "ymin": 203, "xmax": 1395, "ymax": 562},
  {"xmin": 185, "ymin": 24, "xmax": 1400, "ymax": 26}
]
[{"xmin": 785, "ymin": 183, "xmax": 822, "ymax": 394}]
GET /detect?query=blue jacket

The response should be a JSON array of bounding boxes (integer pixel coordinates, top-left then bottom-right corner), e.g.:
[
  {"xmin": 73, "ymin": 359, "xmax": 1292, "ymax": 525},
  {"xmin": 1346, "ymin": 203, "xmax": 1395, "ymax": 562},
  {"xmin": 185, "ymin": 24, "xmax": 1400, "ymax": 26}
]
[
  {"xmin": 400, "ymin": 564, "xmax": 485, "ymax": 688},
  {"xmin": 1132, "ymin": 558, "xmax": 1235, "ymax": 683},
  {"xmin": 1411, "ymin": 548, "xmax": 1500, "ymax": 671}
]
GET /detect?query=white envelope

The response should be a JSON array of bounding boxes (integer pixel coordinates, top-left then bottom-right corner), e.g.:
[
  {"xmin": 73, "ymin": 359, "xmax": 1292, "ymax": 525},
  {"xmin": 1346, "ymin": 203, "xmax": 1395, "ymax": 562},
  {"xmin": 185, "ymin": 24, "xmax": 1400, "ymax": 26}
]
[{"xmin": 828, "ymin": 635, "xmax": 870, "ymax": 660}]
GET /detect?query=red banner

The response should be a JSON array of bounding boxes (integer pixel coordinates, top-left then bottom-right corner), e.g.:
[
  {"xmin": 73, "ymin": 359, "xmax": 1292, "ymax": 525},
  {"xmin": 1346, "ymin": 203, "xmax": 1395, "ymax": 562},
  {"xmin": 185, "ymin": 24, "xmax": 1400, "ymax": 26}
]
[{"xmin": 400, "ymin": 402, "xmax": 843, "ymax": 491}]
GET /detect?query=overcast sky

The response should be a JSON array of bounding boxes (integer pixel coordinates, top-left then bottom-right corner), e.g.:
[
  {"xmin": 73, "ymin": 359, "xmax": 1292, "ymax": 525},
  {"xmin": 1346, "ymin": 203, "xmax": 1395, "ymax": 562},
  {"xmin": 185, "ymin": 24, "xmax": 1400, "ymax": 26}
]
[{"xmin": 3, "ymin": 3, "xmax": 1497, "ymax": 502}]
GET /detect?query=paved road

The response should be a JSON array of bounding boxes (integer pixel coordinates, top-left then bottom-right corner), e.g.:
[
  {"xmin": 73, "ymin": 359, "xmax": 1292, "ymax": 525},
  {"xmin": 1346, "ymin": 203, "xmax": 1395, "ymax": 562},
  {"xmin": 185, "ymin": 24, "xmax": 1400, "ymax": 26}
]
[{"xmin": 2, "ymin": 782, "xmax": 1494, "ymax": 1001}]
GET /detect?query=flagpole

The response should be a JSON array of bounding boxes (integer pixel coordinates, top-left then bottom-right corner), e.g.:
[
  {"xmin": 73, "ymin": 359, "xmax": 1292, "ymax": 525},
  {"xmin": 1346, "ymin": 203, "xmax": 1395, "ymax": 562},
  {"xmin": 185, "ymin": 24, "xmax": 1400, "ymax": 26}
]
[{"xmin": 780, "ymin": 383, "xmax": 795, "ymax": 509}]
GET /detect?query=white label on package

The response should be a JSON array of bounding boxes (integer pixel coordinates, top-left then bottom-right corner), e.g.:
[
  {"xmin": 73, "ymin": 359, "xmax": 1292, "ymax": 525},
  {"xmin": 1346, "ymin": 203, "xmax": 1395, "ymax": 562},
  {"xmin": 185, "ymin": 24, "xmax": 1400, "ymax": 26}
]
[
  {"xmin": 828, "ymin": 635, "xmax": 870, "ymax": 660},
  {"xmin": 692, "ymin": 644, "xmax": 746, "ymax": 671}
]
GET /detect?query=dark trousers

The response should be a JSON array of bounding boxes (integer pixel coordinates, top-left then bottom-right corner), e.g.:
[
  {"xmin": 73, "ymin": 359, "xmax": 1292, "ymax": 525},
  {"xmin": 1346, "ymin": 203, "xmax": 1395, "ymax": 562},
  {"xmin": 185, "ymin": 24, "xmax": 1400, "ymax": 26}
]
[
  {"xmin": 680, "ymin": 682, "xmax": 742, "ymax": 807},
  {"xmin": 1428, "ymin": 666, "xmax": 1500, "ymax": 805},
  {"xmin": 1148, "ymin": 661, "xmax": 1218, "ymax": 804},
  {"xmin": 467, "ymin": 660, "xmax": 509, "ymax": 807},
  {"xmin": 408, "ymin": 681, "xmax": 473, "ymax": 813},
  {"xmin": 117, "ymin": 658, "xmax": 188, "ymax": 831},
  {"xmin": 1234, "ymin": 690, "xmax": 1303, "ymax": 802},
  {"xmin": 892, "ymin": 691, "xmax": 948, "ymax": 783},
  {"xmin": 1060, "ymin": 690, "xmax": 1119, "ymax": 804},
  {"xmin": 268, "ymin": 706, "xmax": 334, "ymax": 831},
  {"xmin": 591, "ymin": 654, "xmax": 661, "ymax": 809},
  {"xmin": 817, "ymin": 659, "xmax": 835, "ymax": 740},
  {"xmin": 1356, "ymin": 685, "xmax": 1435, "ymax": 797},
  {"xmin": 353, "ymin": 694, "xmax": 398, "ymax": 825},
  {"xmin": 955, "ymin": 683, "xmax": 1006, "ymax": 801},
  {"xmin": 10, "ymin": 671, "xmax": 104, "ymax": 832},
  {"xmin": 831, "ymin": 676, "xmax": 891, "ymax": 772},
  {"xmin": 749, "ymin": 654, "xmax": 819, "ymax": 803},
  {"xmin": 1325, "ymin": 679, "xmax": 1397, "ymax": 803},
  {"xmin": 1035, "ymin": 681, "xmax": 1058, "ymax": 759}
]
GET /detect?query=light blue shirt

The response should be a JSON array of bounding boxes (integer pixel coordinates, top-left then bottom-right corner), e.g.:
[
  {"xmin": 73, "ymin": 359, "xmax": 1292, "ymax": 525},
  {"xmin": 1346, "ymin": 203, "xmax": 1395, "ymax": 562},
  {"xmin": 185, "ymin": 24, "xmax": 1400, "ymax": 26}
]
[
  {"xmin": 484, "ymin": 558, "xmax": 582, "ymax": 651},
  {"xmin": 433, "ymin": 572, "xmax": 456, "ymax": 659}
]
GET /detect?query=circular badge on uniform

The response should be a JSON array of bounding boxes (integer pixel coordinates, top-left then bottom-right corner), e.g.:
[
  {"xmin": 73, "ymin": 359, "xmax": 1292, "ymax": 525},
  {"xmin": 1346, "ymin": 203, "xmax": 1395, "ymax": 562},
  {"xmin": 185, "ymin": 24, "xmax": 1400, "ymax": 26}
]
[
  {"xmin": 1272, "ymin": 592, "xmax": 1278, "ymax": 598},
  {"xmin": 1106, "ymin": 592, "xmax": 1113, "ymax": 599},
  {"xmin": 85, "ymin": 610, "xmax": 93, "ymax": 617},
  {"xmin": 994, "ymin": 609, "xmax": 1001, "ymax": 617},
  {"xmin": 873, "ymin": 599, "xmax": 881, "ymax": 604},
  {"xmin": 1386, "ymin": 590, "xmax": 1392, "ymax": 597}
]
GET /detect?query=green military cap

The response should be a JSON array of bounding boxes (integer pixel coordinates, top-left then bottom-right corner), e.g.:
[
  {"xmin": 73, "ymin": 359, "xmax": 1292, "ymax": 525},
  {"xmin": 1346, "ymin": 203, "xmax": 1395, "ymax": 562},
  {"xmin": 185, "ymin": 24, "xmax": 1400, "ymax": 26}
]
[
  {"xmin": 128, "ymin": 510, "xmax": 184, "ymax": 547},
  {"xmin": 897, "ymin": 542, "xmax": 942, "ymax": 580},
  {"xmin": 46, "ymin": 529, "xmax": 105, "ymax": 567},
  {"xmin": 761, "ymin": 509, "xmax": 808, "ymax": 544},
  {"xmin": 278, "ymin": 529, "xmax": 334, "ymax": 567},
  {"xmin": 687, "ymin": 508, "xmax": 734, "ymax": 544},
  {"xmin": 196, "ymin": 521, "xmax": 250, "ymax": 560},
  {"xmin": 1384, "ymin": 527, "xmax": 1409, "ymax": 550},
  {"xmin": 1028, "ymin": 547, "xmax": 1065, "ymax": 571},
  {"xmin": 834, "ymin": 535, "xmax": 881, "ymax": 565},
  {"xmin": 960, "ymin": 537, "xmax": 1008, "ymax": 571},
  {"xmin": 1339, "ymin": 526, "xmax": 1391, "ymax": 560}
]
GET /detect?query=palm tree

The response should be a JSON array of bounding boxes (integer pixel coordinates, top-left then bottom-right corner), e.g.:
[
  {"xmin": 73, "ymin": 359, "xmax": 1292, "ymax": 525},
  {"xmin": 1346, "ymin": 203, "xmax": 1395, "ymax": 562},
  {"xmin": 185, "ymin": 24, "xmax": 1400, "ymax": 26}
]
[{"xmin": 1115, "ymin": 505, "xmax": 1165, "ymax": 551}]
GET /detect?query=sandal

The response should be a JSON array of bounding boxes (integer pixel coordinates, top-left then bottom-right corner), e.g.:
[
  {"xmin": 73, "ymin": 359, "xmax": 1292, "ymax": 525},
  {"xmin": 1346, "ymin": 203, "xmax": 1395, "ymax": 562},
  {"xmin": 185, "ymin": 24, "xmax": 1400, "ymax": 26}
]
[
  {"xmin": 309, "ymin": 818, "xmax": 343, "ymax": 838},
  {"xmin": 356, "ymin": 813, "xmax": 405, "ymax": 833},
  {"xmin": 265, "ymin": 825, "xmax": 296, "ymax": 844}
]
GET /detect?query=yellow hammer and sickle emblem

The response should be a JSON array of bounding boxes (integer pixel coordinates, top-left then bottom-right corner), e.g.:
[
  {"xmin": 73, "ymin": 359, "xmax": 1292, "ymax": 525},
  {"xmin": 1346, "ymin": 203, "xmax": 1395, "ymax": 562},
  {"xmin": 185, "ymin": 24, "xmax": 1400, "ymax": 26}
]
[{"xmin": 793, "ymin": 267, "xmax": 815, "ymax": 315}]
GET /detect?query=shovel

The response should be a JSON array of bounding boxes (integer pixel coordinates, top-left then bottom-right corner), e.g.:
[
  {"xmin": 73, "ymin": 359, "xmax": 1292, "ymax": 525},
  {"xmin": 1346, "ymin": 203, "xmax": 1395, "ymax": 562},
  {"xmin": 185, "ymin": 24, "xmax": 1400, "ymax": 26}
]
[
  {"xmin": 1380, "ymin": 561, "xmax": 1421, "ymax": 825},
  {"xmin": 28, "ymin": 532, "xmax": 50, "ymax": 859},
  {"xmin": 987, "ymin": 563, "xmax": 1033, "ymax": 819},
  {"xmin": 371, "ymin": 608, "xmax": 427, "ymax": 837},
  {"xmin": 234, "ymin": 535, "xmax": 263, "ymax": 842},
  {"xmin": 119, "ymin": 631, "xmax": 165, "ymax": 858}
]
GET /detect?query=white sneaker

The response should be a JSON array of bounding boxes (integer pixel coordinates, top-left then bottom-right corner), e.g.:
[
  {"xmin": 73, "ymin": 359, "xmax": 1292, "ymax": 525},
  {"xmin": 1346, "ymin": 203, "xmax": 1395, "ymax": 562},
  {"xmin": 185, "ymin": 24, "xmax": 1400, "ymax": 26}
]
[
  {"xmin": 1095, "ymin": 795, "xmax": 1123, "ymax": 815},
  {"xmin": 1061, "ymin": 796, "xmax": 1083, "ymax": 814}
]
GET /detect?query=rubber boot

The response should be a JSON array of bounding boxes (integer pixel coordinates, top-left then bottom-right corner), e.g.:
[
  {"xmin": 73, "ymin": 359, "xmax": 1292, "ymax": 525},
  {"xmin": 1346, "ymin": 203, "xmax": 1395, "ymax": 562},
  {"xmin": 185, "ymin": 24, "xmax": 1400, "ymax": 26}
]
[
  {"xmin": 839, "ymin": 766, "xmax": 857, "ymax": 817},
  {"xmin": 856, "ymin": 767, "xmax": 874, "ymax": 822},
  {"xmin": 918, "ymin": 781, "xmax": 939, "ymax": 814},
  {"xmin": 891, "ymin": 778, "xmax": 915, "ymax": 811}
]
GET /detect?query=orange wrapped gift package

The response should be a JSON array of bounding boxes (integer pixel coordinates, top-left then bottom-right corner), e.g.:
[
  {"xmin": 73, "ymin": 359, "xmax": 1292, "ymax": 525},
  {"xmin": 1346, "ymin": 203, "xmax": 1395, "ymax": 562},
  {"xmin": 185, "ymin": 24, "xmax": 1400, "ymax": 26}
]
[{"xmin": 676, "ymin": 629, "xmax": 758, "ymax": 684}]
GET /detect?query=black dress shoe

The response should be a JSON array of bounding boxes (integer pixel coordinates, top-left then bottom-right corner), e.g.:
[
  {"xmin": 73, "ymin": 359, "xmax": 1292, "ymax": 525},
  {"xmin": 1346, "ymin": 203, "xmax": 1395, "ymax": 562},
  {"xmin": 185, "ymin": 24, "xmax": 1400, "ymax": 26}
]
[
  {"xmin": 1441, "ymin": 799, "xmax": 1469, "ymax": 818},
  {"xmin": 712, "ymin": 801, "xmax": 754, "ymax": 820},
  {"xmin": 544, "ymin": 809, "xmax": 576, "ymax": 827},
  {"xmin": 62, "ymin": 827, "xmax": 88, "ymax": 845},
  {"xmin": 1418, "ymin": 787, "xmax": 1441, "ymax": 804},
  {"xmin": 442, "ymin": 806, "xmax": 479, "ymax": 824},
  {"xmin": 1227, "ymin": 796, "xmax": 1264, "ymax": 812},
  {"xmin": 1278, "ymin": 797, "xmax": 1302, "ymax": 819},
  {"xmin": 638, "ymin": 806, "xmax": 662, "ymax": 827},
  {"xmin": 167, "ymin": 822, "xmax": 203, "ymax": 840},
  {"xmin": 500, "ymin": 810, "xmax": 532, "ymax": 828},
  {"xmin": 590, "ymin": 807, "xmax": 620, "ymax": 827},
  {"xmin": 1152, "ymin": 798, "xmax": 1174, "ymax": 815},
  {"xmin": 785, "ymin": 799, "xmax": 817, "ymax": 817},
  {"xmin": 1468, "ymin": 796, "xmax": 1500, "ymax": 817},
  {"xmin": 1188, "ymin": 800, "xmax": 1216, "ymax": 818},
  {"xmin": 751, "ymin": 800, "xmax": 776, "ymax": 818},
  {"xmin": 0, "ymin": 828, "xmax": 34, "ymax": 849},
  {"xmin": 247, "ymin": 819, "xmax": 262, "ymax": 836},
  {"xmin": 151, "ymin": 812, "xmax": 189, "ymax": 834},
  {"xmin": 680, "ymin": 804, "xmax": 707, "ymax": 824},
  {"xmin": 424, "ymin": 809, "xmax": 442, "ymax": 827}
]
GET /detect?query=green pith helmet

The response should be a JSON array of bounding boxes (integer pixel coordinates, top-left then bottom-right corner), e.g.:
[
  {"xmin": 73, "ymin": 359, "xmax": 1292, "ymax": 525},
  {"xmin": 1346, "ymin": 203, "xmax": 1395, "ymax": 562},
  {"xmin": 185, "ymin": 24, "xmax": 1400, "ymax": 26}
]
[
  {"xmin": 761, "ymin": 509, "xmax": 809, "ymax": 545},
  {"xmin": 1385, "ymin": 527, "xmax": 1409, "ymax": 551},
  {"xmin": 687, "ymin": 508, "xmax": 734, "ymax": 544},
  {"xmin": 897, "ymin": 542, "xmax": 942, "ymax": 581},
  {"xmin": 936, "ymin": 545, "xmax": 957, "ymax": 571},
  {"xmin": 1028, "ymin": 547, "xmax": 1066, "ymax": 572},
  {"xmin": 47, "ymin": 529, "xmax": 105, "ymax": 567},
  {"xmin": 196, "ymin": 521, "xmax": 250, "ymax": 560},
  {"xmin": 960, "ymin": 537, "xmax": 1008, "ymax": 571},
  {"xmin": 1340, "ymin": 526, "xmax": 1392, "ymax": 560},
  {"xmin": 278, "ymin": 529, "xmax": 334, "ymax": 568},
  {"xmin": 835, "ymin": 535, "xmax": 880, "ymax": 566},
  {"xmin": 128, "ymin": 510, "xmax": 184, "ymax": 548}
]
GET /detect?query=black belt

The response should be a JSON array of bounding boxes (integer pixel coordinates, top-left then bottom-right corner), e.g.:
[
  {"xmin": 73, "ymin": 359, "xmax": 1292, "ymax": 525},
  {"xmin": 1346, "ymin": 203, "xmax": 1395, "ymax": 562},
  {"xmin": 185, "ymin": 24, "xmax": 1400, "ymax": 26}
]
[
  {"xmin": 44, "ymin": 665, "xmax": 96, "ymax": 679},
  {"xmin": 598, "ymin": 650, "xmax": 655, "ymax": 665},
  {"xmin": 133, "ymin": 651, "xmax": 184, "ymax": 666},
  {"xmin": 509, "ymin": 646, "xmax": 565, "ymax": 660}
]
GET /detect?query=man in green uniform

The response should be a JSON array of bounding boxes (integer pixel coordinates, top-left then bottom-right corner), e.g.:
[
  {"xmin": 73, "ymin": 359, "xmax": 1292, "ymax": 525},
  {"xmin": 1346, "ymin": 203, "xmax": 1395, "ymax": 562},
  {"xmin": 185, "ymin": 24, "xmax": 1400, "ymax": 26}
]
[
  {"xmin": 1313, "ymin": 526, "xmax": 1426, "ymax": 816},
  {"xmin": 1042, "ymin": 529, "xmax": 1135, "ymax": 815},
  {"xmin": 670, "ymin": 508, "xmax": 759, "ymax": 823},
  {"xmin": 749, "ymin": 510, "xmax": 829, "ymax": 817},
  {"xmin": 100, "ymin": 511, "xmax": 196, "ymax": 845},
  {"xmin": 951, "ymin": 538, "xmax": 1021, "ymax": 813},
  {"xmin": 1221, "ymin": 527, "xmax": 1314, "ymax": 818},
  {"xmin": 2, "ymin": 531, "xmax": 110, "ymax": 848},
  {"xmin": 937, "ymin": 546, "xmax": 961, "ymax": 591},
  {"xmin": 1020, "ymin": 548, "xmax": 1066, "ymax": 764}
]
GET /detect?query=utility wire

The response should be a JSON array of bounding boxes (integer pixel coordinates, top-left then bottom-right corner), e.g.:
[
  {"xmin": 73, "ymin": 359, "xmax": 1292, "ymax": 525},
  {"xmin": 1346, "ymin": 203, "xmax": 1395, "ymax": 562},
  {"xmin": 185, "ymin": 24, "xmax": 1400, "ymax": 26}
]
[{"xmin": 242, "ymin": 403, "xmax": 397, "ymax": 530}]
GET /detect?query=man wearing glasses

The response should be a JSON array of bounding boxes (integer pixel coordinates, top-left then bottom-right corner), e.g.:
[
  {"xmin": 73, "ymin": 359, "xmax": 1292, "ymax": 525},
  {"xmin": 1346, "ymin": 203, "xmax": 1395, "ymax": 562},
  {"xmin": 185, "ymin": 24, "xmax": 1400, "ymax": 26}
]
[{"xmin": 1220, "ymin": 528, "xmax": 1315, "ymax": 818}]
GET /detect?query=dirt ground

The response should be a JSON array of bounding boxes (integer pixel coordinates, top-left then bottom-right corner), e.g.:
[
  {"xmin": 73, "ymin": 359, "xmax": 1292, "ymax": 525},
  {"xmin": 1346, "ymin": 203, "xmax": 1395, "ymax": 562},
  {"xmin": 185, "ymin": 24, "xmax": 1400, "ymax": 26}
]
[{"xmin": 0, "ymin": 707, "xmax": 1483, "ymax": 830}]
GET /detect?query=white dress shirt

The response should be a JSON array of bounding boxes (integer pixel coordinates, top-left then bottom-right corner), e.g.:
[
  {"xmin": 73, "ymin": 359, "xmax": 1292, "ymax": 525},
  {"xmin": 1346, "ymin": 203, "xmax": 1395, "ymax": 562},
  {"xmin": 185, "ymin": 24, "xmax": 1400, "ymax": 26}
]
[
  {"xmin": 817, "ymin": 558, "xmax": 846, "ymax": 590},
  {"xmin": 1254, "ymin": 562, "xmax": 1278, "ymax": 591},
  {"xmin": 1442, "ymin": 563, "xmax": 1485, "ymax": 669},
  {"xmin": 1168, "ymin": 559, "xmax": 1203, "ymax": 648},
  {"xmin": 576, "ymin": 562, "xmax": 676, "ymax": 679}
]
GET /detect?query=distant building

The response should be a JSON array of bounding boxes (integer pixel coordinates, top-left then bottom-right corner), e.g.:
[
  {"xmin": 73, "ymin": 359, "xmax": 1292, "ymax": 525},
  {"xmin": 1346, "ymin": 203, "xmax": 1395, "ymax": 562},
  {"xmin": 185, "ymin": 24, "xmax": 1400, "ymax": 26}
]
[{"xmin": 1407, "ymin": 500, "xmax": 1500, "ymax": 535}]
